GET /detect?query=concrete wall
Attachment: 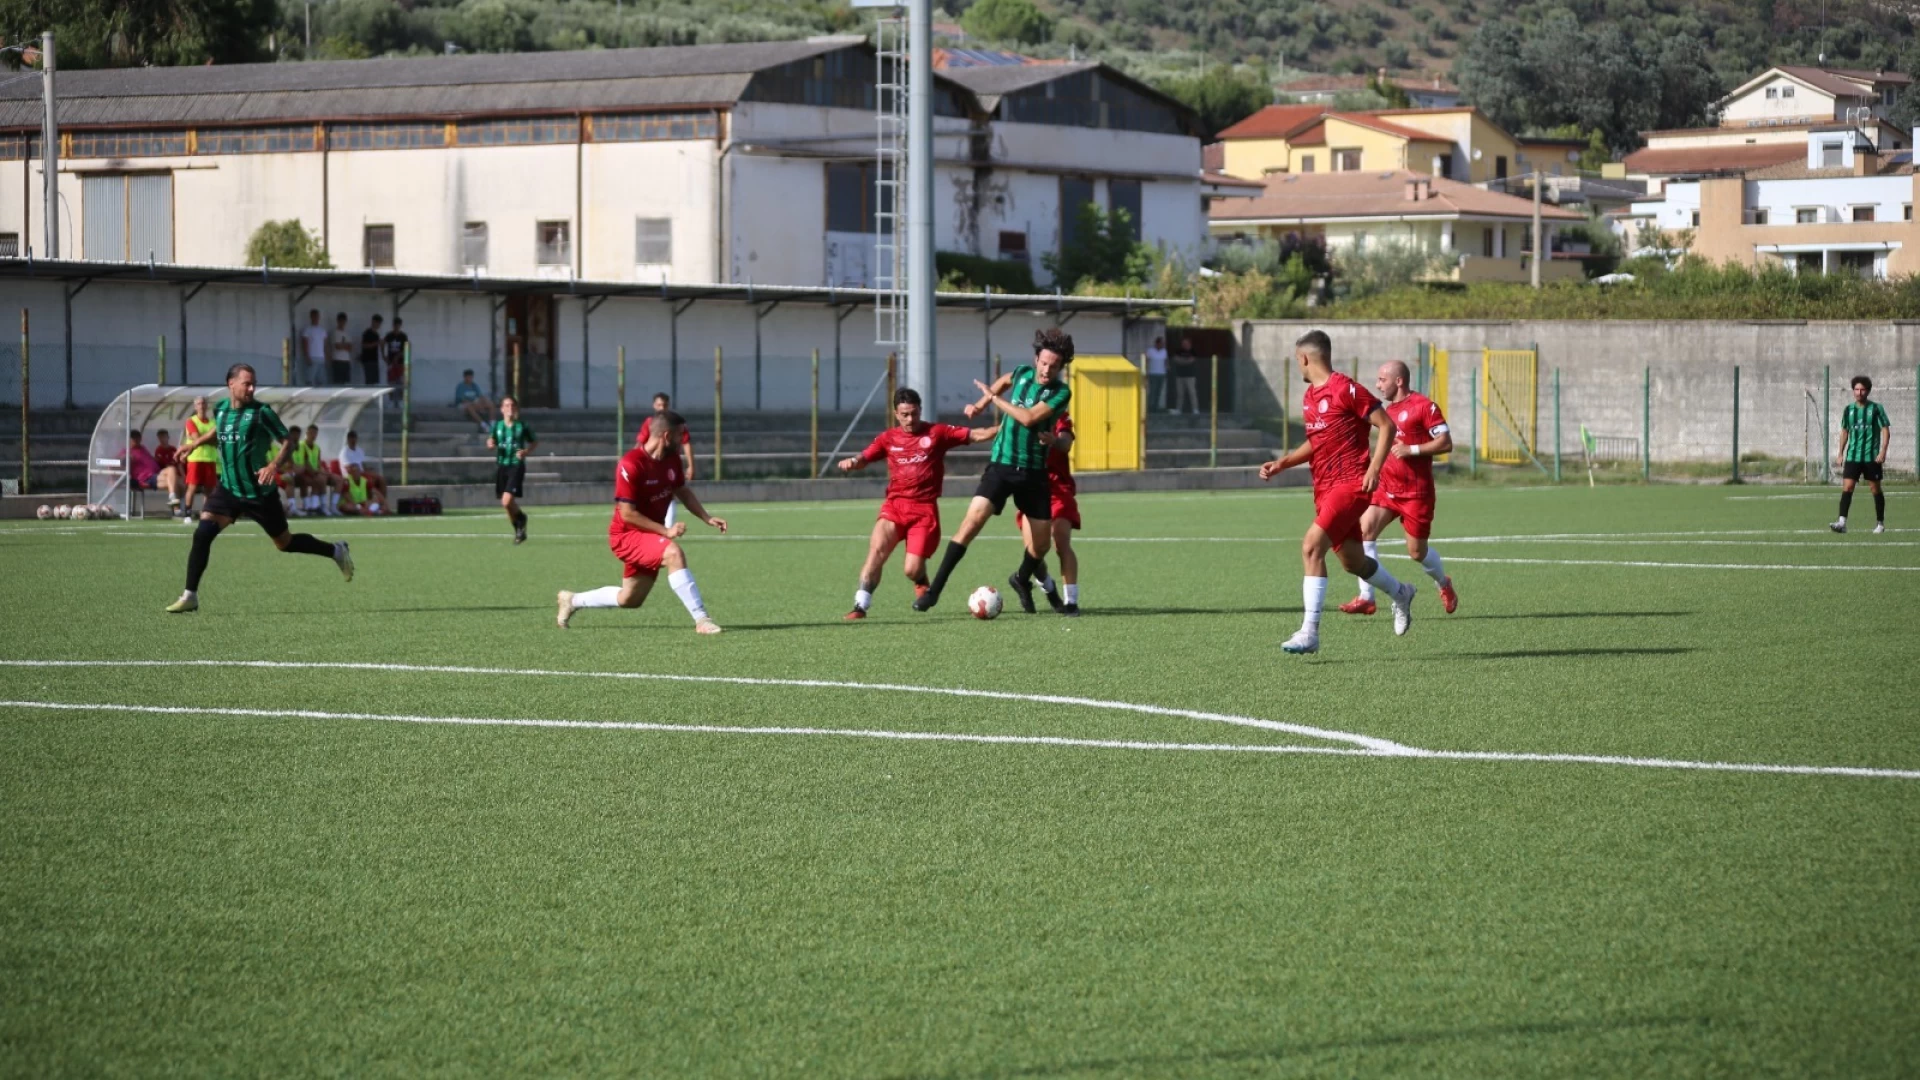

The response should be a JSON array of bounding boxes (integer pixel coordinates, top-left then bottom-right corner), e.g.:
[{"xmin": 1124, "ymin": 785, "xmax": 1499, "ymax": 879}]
[
  {"xmin": 1241, "ymin": 319, "xmax": 1920, "ymax": 470},
  {"xmin": 0, "ymin": 276, "xmax": 1142, "ymax": 416}
]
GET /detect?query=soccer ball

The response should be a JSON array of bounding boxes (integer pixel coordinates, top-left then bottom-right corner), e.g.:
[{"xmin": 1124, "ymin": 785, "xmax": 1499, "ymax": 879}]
[
  {"xmin": 70, "ymin": 506, "xmax": 89, "ymax": 521},
  {"xmin": 52, "ymin": 504, "xmax": 70, "ymax": 519},
  {"xmin": 35, "ymin": 504, "xmax": 50, "ymax": 519},
  {"xmin": 968, "ymin": 585, "xmax": 1004, "ymax": 620}
]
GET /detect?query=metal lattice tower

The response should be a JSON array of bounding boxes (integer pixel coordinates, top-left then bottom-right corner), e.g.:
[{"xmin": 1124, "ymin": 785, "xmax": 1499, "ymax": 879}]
[{"xmin": 873, "ymin": 12, "xmax": 908, "ymax": 351}]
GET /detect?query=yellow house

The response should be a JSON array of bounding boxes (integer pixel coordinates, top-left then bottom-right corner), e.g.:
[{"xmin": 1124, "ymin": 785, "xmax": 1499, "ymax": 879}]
[
  {"xmin": 1367, "ymin": 108, "xmax": 1524, "ymax": 185},
  {"xmin": 1215, "ymin": 104, "xmax": 1335, "ymax": 179},
  {"xmin": 1282, "ymin": 114, "xmax": 1454, "ymax": 177},
  {"xmin": 1216, "ymin": 105, "xmax": 1528, "ymax": 187}
]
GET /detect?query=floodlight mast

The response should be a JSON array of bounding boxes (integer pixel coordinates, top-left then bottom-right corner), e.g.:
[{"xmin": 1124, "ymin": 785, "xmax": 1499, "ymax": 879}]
[
  {"xmin": 860, "ymin": 0, "xmax": 935, "ymax": 402},
  {"xmin": 905, "ymin": 0, "xmax": 934, "ymax": 403}
]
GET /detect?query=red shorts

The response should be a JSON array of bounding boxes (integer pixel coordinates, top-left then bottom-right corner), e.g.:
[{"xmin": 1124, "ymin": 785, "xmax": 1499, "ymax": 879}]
[
  {"xmin": 1313, "ymin": 482, "xmax": 1370, "ymax": 548},
  {"xmin": 1369, "ymin": 489, "xmax": 1435, "ymax": 540},
  {"xmin": 185, "ymin": 462, "xmax": 218, "ymax": 487},
  {"xmin": 879, "ymin": 498, "xmax": 941, "ymax": 559},
  {"xmin": 1017, "ymin": 490, "xmax": 1080, "ymax": 531},
  {"xmin": 610, "ymin": 528, "xmax": 671, "ymax": 578}
]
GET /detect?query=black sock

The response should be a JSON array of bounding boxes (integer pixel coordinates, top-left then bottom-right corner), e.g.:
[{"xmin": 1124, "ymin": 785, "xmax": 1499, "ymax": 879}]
[
  {"xmin": 286, "ymin": 532, "xmax": 335, "ymax": 558},
  {"xmin": 185, "ymin": 519, "xmax": 221, "ymax": 591},
  {"xmin": 909, "ymin": 570, "xmax": 929, "ymax": 588},
  {"xmin": 511, "ymin": 510, "xmax": 526, "ymax": 529},
  {"xmin": 928, "ymin": 541, "xmax": 969, "ymax": 595},
  {"xmin": 1839, "ymin": 490, "xmax": 1854, "ymax": 518},
  {"xmin": 1874, "ymin": 492, "xmax": 1885, "ymax": 523}
]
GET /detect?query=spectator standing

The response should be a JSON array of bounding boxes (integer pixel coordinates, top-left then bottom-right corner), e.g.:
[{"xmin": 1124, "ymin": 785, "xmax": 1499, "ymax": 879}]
[
  {"xmin": 1170, "ymin": 334, "xmax": 1200, "ymax": 415},
  {"xmin": 384, "ymin": 317, "xmax": 410, "ymax": 386},
  {"xmin": 1144, "ymin": 335, "xmax": 1168, "ymax": 412},
  {"xmin": 328, "ymin": 312, "xmax": 354, "ymax": 385},
  {"xmin": 359, "ymin": 314, "xmax": 385, "ymax": 385},
  {"xmin": 455, "ymin": 369, "xmax": 495, "ymax": 431},
  {"xmin": 300, "ymin": 309, "xmax": 329, "ymax": 387},
  {"xmin": 181, "ymin": 396, "xmax": 219, "ymax": 520}
]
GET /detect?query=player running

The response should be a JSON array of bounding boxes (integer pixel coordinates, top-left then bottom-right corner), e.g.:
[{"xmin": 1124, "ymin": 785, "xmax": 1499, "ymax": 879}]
[
  {"xmin": 165, "ymin": 364, "xmax": 353, "ymax": 613},
  {"xmin": 1831, "ymin": 375, "xmax": 1891, "ymax": 534},
  {"xmin": 1014, "ymin": 412, "xmax": 1080, "ymax": 615},
  {"xmin": 1339, "ymin": 361, "xmax": 1459, "ymax": 615},
  {"xmin": 836, "ymin": 388, "xmax": 994, "ymax": 619},
  {"xmin": 489, "ymin": 396, "xmax": 536, "ymax": 544},
  {"xmin": 914, "ymin": 327, "xmax": 1073, "ymax": 612},
  {"xmin": 556, "ymin": 409, "xmax": 726, "ymax": 634},
  {"xmin": 1258, "ymin": 330, "xmax": 1418, "ymax": 655},
  {"xmin": 635, "ymin": 392, "xmax": 694, "ymax": 529}
]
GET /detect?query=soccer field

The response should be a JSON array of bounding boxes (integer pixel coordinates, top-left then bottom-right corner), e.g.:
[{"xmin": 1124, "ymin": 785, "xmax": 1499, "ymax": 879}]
[{"xmin": 3, "ymin": 484, "xmax": 1918, "ymax": 1077}]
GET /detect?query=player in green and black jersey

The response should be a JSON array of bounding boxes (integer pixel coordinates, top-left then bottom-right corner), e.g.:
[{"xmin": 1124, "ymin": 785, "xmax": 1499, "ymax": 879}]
[
  {"xmin": 914, "ymin": 327, "xmax": 1074, "ymax": 613},
  {"xmin": 488, "ymin": 396, "xmax": 538, "ymax": 544},
  {"xmin": 1831, "ymin": 375, "xmax": 1892, "ymax": 534},
  {"xmin": 166, "ymin": 364, "xmax": 354, "ymax": 613}
]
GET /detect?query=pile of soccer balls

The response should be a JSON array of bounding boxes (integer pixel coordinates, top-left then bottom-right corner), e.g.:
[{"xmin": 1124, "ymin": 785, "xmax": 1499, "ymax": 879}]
[{"xmin": 36, "ymin": 503, "xmax": 120, "ymax": 521}]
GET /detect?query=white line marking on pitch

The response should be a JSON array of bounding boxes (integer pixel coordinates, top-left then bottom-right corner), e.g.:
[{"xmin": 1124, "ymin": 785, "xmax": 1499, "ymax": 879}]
[
  {"xmin": 1413, "ymin": 556, "xmax": 1920, "ymax": 571},
  {"xmin": 0, "ymin": 659, "xmax": 1408, "ymax": 753},
  {"xmin": 3, "ymin": 697, "xmax": 1915, "ymax": 781}
]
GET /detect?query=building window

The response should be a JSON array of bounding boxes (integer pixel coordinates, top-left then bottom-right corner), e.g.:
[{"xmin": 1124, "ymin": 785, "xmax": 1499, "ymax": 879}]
[
  {"xmin": 1852, "ymin": 206, "xmax": 1876, "ymax": 222},
  {"xmin": 69, "ymin": 130, "xmax": 189, "ymax": 159},
  {"xmin": 328, "ymin": 123, "xmax": 447, "ymax": 151},
  {"xmin": 0, "ymin": 232, "xmax": 16, "ymax": 257},
  {"xmin": 1820, "ymin": 142, "xmax": 1842, "ymax": 168},
  {"xmin": 1482, "ymin": 227, "xmax": 1494, "ymax": 257},
  {"xmin": 1495, "ymin": 156, "xmax": 1508, "ymax": 181},
  {"xmin": 364, "ymin": 225, "xmax": 395, "ymax": 268},
  {"xmin": 1300, "ymin": 154, "xmax": 1315, "ymax": 173},
  {"xmin": 636, "ymin": 217, "xmax": 672, "ymax": 264},
  {"xmin": 1109, "ymin": 179, "xmax": 1142, "ymax": 242},
  {"xmin": 82, "ymin": 173, "xmax": 173, "ymax": 260},
  {"xmin": 1882, "ymin": 89, "xmax": 1896, "ymax": 107},
  {"xmin": 1782, "ymin": 86, "xmax": 1794, "ymax": 98},
  {"xmin": 197, "ymin": 125, "xmax": 314, "ymax": 155},
  {"xmin": 1766, "ymin": 87, "xmax": 1778, "ymax": 99},
  {"xmin": 1907, "ymin": 204, "xmax": 1914, "ymax": 221},
  {"xmin": 462, "ymin": 222, "xmax": 488, "ymax": 270},
  {"xmin": 536, "ymin": 221, "xmax": 571, "ymax": 266},
  {"xmin": 1836, "ymin": 251, "xmax": 1875, "ymax": 277},
  {"xmin": 1333, "ymin": 148, "xmax": 1362, "ymax": 172},
  {"xmin": 457, "ymin": 117, "xmax": 579, "ymax": 146},
  {"xmin": 0, "ymin": 134, "xmax": 35, "ymax": 160},
  {"xmin": 1796, "ymin": 207, "xmax": 1819, "ymax": 224},
  {"xmin": 1690, "ymin": 211, "xmax": 1700, "ymax": 227},
  {"xmin": 998, "ymin": 230, "xmax": 1028, "ymax": 263},
  {"xmin": 593, "ymin": 111, "xmax": 718, "ymax": 142},
  {"xmin": 1059, "ymin": 176, "xmax": 1096, "ymax": 251},
  {"xmin": 1751, "ymin": 208, "xmax": 1769, "ymax": 225},
  {"xmin": 826, "ymin": 162, "xmax": 891, "ymax": 233}
]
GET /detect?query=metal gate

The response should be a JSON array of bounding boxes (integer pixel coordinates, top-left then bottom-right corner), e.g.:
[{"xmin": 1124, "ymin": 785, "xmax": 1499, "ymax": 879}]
[{"xmin": 1480, "ymin": 347, "xmax": 1538, "ymax": 465}]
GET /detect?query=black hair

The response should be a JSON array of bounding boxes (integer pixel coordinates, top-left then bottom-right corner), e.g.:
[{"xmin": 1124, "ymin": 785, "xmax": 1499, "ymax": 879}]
[
  {"xmin": 655, "ymin": 409, "xmax": 687, "ymax": 433},
  {"xmin": 156, "ymin": 429, "xmax": 168, "ymax": 439},
  {"xmin": 653, "ymin": 392, "xmax": 671, "ymax": 405},
  {"xmin": 225, "ymin": 363, "xmax": 256, "ymax": 382},
  {"xmin": 1033, "ymin": 327, "xmax": 1075, "ymax": 362},
  {"xmin": 1295, "ymin": 330, "xmax": 1332, "ymax": 362},
  {"xmin": 893, "ymin": 388, "xmax": 922, "ymax": 407},
  {"xmin": 1853, "ymin": 375, "xmax": 1873, "ymax": 393},
  {"xmin": 130, "ymin": 429, "xmax": 143, "ymax": 440},
  {"xmin": 463, "ymin": 369, "xmax": 475, "ymax": 377}
]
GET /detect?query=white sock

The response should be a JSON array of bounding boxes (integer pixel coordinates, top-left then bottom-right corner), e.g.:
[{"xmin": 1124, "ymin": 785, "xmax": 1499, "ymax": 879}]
[
  {"xmin": 307, "ymin": 494, "xmax": 319, "ymax": 511},
  {"xmin": 368, "ymin": 502, "xmax": 382, "ymax": 515},
  {"xmin": 180, "ymin": 589, "xmax": 196, "ymax": 601},
  {"xmin": 1358, "ymin": 541, "xmax": 1379, "ymax": 600},
  {"xmin": 664, "ymin": 501, "xmax": 679, "ymax": 528},
  {"xmin": 1837, "ymin": 516, "xmax": 1847, "ymax": 526},
  {"xmin": 854, "ymin": 588, "xmax": 873, "ymax": 611},
  {"xmin": 1063, "ymin": 583, "xmax": 1078, "ymax": 604},
  {"xmin": 573, "ymin": 585, "xmax": 621, "ymax": 609},
  {"xmin": 1364, "ymin": 561, "xmax": 1406, "ymax": 599},
  {"xmin": 1419, "ymin": 547, "xmax": 1446, "ymax": 583},
  {"xmin": 668, "ymin": 568, "xmax": 708, "ymax": 622},
  {"xmin": 1301, "ymin": 576, "xmax": 1327, "ymax": 632},
  {"xmin": 328, "ymin": 492, "xmax": 340, "ymax": 512}
]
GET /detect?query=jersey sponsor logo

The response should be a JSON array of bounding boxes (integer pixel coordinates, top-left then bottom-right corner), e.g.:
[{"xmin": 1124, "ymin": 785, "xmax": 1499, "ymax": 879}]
[
  {"xmin": 893, "ymin": 451, "xmax": 932, "ymax": 465},
  {"xmin": 1318, "ymin": 399, "xmax": 1328, "ymax": 412},
  {"xmin": 918, "ymin": 436, "xmax": 932, "ymax": 449}
]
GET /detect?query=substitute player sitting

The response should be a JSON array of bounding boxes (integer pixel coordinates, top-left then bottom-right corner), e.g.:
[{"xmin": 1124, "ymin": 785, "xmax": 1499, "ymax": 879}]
[
  {"xmin": 338, "ymin": 464, "xmax": 383, "ymax": 516},
  {"xmin": 837, "ymin": 388, "xmax": 994, "ymax": 619},
  {"xmin": 1258, "ymin": 330, "xmax": 1418, "ymax": 655},
  {"xmin": 556, "ymin": 410, "xmax": 726, "ymax": 634},
  {"xmin": 1339, "ymin": 360, "xmax": 1459, "ymax": 616}
]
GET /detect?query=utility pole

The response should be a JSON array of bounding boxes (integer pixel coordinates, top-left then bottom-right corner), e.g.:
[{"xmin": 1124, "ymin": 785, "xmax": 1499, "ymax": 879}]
[
  {"xmin": 1530, "ymin": 167, "xmax": 1542, "ymax": 290},
  {"xmin": 40, "ymin": 31, "xmax": 57, "ymax": 259},
  {"xmin": 906, "ymin": 0, "xmax": 935, "ymax": 400}
]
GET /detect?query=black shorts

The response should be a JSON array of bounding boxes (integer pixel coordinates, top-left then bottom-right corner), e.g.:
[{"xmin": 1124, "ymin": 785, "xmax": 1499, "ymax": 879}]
[
  {"xmin": 973, "ymin": 462, "xmax": 1051, "ymax": 521},
  {"xmin": 204, "ymin": 484, "xmax": 290, "ymax": 537},
  {"xmin": 1842, "ymin": 460, "xmax": 1883, "ymax": 483},
  {"xmin": 496, "ymin": 464, "xmax": 526, "ymax": 498}
]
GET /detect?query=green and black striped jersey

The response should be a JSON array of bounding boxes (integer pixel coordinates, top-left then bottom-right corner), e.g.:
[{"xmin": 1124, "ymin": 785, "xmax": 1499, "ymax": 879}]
[
  {"xmin": 491, "ymin": 420, "xmax": 536, "ymax": 466},
  {"xmin": 988, "ymin": 365, "xmax": 1072, "ymax": 470},
  {"xmin": 213, "ymin": 398, "xmax": 289, "ymax": 499},
  {"xmin": 1841, "ymin": 401, "xmax": 1890, "ymax": 462}
]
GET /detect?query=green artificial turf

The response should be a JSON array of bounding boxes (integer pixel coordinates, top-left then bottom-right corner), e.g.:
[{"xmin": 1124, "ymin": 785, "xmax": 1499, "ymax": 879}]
[{"xmin": 2, "ymin": 484, "xmax": 1917, "ymax": 1077}]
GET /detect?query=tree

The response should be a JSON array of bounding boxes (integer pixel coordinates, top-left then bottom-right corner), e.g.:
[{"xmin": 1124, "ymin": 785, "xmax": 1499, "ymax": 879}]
[
  {"xmin": 1153, "ymin": 64, "xmax": 1269, "ymax": 139},
  {"xmin": 960, "ymin": 0, "xmax": 1051, "ymax": 45},
  {"xmin": 1044, "ymin": 202, "xmax": 1154, "ymax": 290},
  {"xmin": 245, "ymin": 220, "xmax": 333, "ymax": 270},
  {"xmin": 0, "ymin": 0, "xmax": 276, "ymax": 67}
]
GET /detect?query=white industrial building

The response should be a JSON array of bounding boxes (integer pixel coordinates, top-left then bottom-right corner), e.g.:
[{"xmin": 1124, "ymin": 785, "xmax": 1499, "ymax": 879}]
[{"xmin": 0, "ymin": 38, "xmax": 1206, "ymax": 288}]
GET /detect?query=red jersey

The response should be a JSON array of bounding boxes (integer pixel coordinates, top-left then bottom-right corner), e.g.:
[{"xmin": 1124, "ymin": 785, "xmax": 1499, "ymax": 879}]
[
  {"xmin": 634, "ymin": 415, "xmax": 694, "ymax": 449},
  {"xmin": 858, "ymin": 422, "xmax": 972, "ymax": 503},
  {"xmin": 611, "ymin": 447, "xmax": 684, "ymax": 535},
  {"xmin": 1302, "ymin": 371, "xmax": 1382, "ymax": 491},
  {"xmin": 1044, "ymin": 413, "xmax": 1076, "ymax": 495},
  {"xmin": 153, "ymin": 445, "xmax": 178, "ymax": 469},
  {"xmin": 1377, "ymin": 392, "xmax": 1448, "ymax": 500}
]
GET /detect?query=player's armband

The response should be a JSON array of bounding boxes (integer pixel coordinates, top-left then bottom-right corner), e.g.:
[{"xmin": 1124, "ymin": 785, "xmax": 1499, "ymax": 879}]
[{"xmin": 1429, "ymin": 423, "xmax": 1449, "ymax": 435}]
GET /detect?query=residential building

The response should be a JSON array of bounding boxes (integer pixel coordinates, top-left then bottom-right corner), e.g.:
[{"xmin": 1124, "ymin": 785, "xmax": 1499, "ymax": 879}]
[
  {"xmin": 1275, "ymin": 71, "xmax": 1462, "ymax": 109},
  {"xmin": 1208, "ymin": 170, "xmax": 1586, "ymax": 283},
  {"xmin": 0, "ymin": 39, "xmax": 1203, "ymax": 289},
  {"xmin": 1214, "ymin": 105, "xmax": 1526, "ymax": 187}
]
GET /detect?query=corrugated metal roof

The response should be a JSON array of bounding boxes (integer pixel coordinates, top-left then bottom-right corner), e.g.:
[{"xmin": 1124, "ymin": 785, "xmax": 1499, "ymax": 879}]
[
  {"xmin": 935, "ymin": 60, "xmax": 1100, "ymax": 97},
  {"xmin": 0, "ymin": 39, "xmax": 848, "ymax": 127}
]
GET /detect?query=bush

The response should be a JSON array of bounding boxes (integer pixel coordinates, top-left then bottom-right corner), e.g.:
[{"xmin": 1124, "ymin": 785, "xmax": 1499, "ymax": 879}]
[
  {"xmin": 1043, "ymin": 203, "xmax": 1156, "ymax": 290},
  {"xmin": 1333, "ymin": 240, "xmax": 1456, "ymax": 299},
  {"xmin": 934, "ymin": 252, "xmax": 1038, "ymax": 295},
  {"xmin": 961, "ymin": 0, "xmax": 1052, "ymax": 44},
  {"xmin": 244, "ymin": 220, "xmax": 332, "ymax": 269}
]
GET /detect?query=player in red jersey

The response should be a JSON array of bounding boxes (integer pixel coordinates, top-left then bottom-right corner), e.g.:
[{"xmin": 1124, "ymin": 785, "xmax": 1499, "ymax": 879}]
[
  {"xmin": 1257, "ymin": 329, "xmax": 1418, "ymax": 655},
  {"xmin": 635, "ymin": 392, "xmax": 695, "ymax": 529},
  {"xmin": 836, "ymin": 388, "xmax": 995, "ymax": 618},
  {"xmin": 1014, "ymin": 412, "xmax": 1079, "ymax": 615},
  {"xmin": 1339, "ymin": 361, "xmax": 1460, "ymax": 616},
  {"xmin": 557, "ymin": 409, "xmax": 727, "ymax": 633}
]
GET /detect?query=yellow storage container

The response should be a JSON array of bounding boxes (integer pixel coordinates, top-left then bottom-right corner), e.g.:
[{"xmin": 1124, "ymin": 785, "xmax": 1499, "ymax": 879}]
[{"xmin": 1067, "ymin": 354, "xmax": 1144, "ymax": 472}]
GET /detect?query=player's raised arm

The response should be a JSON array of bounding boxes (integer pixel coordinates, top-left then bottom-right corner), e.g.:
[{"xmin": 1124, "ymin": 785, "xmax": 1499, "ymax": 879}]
[
  {"xmin": 674, "ymin": 486, "xmax": 727, "ymax": 533},
  {"xmin": 963, "ymin": 373, "xmax": 1014, "ymax": 419}
]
